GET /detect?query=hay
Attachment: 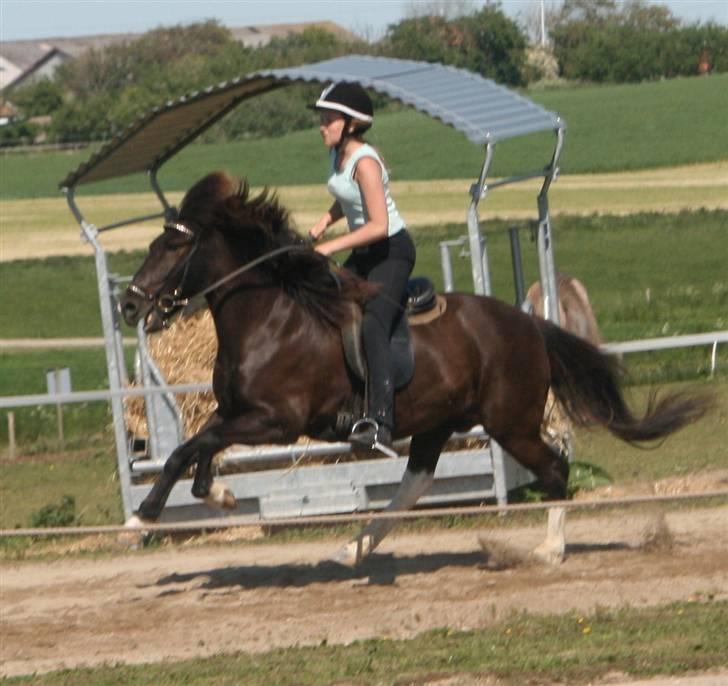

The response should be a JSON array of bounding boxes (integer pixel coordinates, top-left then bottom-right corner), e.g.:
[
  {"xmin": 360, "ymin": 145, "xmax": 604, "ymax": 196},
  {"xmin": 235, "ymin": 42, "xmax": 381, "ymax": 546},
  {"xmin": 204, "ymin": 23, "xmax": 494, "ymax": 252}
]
[
  {"xmin": 541, "ymin": 389, "xmax": 573, "ymax": 459},
  {"xmin": 125, "ymin": 308, "xmax": 217, "ymax": 438}
]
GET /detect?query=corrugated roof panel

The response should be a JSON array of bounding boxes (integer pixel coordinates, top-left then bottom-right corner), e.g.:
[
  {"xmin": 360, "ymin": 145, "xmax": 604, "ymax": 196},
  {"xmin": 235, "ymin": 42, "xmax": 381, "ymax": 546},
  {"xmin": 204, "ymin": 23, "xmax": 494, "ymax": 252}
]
[{"xmin": 61, "ymin": 55, "xmax": 564, "ymax": 189}]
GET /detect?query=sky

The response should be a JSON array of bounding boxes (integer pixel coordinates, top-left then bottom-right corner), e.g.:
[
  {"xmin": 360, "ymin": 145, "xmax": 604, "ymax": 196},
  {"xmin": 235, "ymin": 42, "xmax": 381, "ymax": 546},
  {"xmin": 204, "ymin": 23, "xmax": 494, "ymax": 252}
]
[{"xmin": 2, "ymin": 0, "xmax": 727, "ymax": 43}]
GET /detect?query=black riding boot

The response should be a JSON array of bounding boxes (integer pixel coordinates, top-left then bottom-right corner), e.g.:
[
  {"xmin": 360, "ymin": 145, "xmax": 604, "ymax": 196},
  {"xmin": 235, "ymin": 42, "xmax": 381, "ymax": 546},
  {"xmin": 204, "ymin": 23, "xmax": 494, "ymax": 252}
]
[{"xmin": 349, "ymin": 343, "xmax": 396, "ymax": 456}]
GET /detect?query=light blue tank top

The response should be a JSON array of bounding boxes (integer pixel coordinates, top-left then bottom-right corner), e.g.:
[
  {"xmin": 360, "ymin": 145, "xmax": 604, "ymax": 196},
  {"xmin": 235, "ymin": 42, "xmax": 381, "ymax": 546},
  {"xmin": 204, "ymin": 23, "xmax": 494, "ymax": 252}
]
[{"xmin": 327, "ymin": 144, "xmax": 405, "ymax": 237}]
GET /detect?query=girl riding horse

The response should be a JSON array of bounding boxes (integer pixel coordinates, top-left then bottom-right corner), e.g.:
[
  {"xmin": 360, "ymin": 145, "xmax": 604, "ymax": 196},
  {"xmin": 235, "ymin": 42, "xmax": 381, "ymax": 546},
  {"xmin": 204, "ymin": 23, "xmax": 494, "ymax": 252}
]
[{"xmin": 308, "ymin": 82, "xmax": 416, "ymax": 456}]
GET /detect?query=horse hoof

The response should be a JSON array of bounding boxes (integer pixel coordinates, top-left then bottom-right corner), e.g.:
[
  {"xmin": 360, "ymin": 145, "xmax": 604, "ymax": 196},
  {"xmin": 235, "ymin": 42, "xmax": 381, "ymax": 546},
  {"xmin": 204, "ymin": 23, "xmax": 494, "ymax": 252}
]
[
  {"xmin": 332, "ymin": 534, "xmax": 375, "ymax": 568},
  {"xmin": 118, "ymin": 515, "xmax": 151, "ymax": 549},
  {"xmin": 332, "ymin": 542, "xmax": 361, "ymax": 568},
  {"xmin": 203, "ymin": 480, "xmax": 237, "ymax": 510},
  {"xmin": 532, "ymin": 506, "xmax": 566, "ymax": 566},
  {"xmin": 532, "ymin": 540, "xmax": 565, "ymax": 565}
]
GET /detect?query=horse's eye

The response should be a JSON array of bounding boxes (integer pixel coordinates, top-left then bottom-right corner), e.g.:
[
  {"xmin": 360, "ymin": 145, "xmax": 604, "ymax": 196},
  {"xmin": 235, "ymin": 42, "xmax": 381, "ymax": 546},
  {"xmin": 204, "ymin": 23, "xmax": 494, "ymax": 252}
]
[{"xmin": 163, "ymin": 232, "xmax": 189, "ymax": 250}]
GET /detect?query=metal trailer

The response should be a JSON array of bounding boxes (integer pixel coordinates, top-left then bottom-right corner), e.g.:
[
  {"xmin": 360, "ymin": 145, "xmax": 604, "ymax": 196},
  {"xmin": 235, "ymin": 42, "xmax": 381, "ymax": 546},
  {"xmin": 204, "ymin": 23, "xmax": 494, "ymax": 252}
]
[{"xmin": 60, "ymin": 55, "xmax": 566, "ymax": 523}]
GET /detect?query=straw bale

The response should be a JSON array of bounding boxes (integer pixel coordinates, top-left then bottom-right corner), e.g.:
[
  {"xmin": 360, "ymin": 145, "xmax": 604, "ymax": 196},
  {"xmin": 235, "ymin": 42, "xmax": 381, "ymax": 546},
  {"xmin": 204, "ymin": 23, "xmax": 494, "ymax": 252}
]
[
  {"xmin": 124, "ymin": 309, "xmax": 217, "ymax": 438},
  {"xmin": 541, "ymin": 389, "xmax": 573, "ymax": 459}
]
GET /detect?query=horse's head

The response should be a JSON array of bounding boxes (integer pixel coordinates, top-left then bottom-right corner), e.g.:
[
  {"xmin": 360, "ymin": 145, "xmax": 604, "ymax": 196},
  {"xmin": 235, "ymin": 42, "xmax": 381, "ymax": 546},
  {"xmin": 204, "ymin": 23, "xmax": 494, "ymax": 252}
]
[{"xmin": 120, "ymin": 171, "xmax": 240, "ymax": 331}]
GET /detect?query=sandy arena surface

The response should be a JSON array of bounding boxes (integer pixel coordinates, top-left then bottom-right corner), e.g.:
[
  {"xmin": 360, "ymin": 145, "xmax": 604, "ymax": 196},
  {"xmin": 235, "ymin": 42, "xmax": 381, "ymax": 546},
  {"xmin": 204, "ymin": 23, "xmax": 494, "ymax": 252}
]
[{"xmin": 1, "ymin": 505, "xmax": 727, "ymax": 679}]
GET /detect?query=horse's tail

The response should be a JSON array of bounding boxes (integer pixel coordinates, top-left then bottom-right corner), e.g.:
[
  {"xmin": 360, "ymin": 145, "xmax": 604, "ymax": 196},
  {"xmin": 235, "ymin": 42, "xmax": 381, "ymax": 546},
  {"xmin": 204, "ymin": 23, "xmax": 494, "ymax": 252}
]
[{"xmin": 535, "ymin": 318, "xmax": 712, "ymax": 444}]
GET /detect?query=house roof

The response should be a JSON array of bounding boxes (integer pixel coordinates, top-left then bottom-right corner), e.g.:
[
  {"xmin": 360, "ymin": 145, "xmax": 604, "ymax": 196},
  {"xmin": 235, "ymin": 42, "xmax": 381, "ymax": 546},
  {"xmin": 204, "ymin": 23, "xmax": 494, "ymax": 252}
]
[{"xmin": 60, "ymin": 55, "xmax": 564, "ymax": 189}]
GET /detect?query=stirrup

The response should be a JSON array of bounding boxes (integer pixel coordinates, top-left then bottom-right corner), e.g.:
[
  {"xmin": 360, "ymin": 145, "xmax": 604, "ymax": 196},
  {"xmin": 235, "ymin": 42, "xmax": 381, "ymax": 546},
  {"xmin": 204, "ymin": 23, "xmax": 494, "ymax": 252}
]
[{"xmin": 349, "ymin": 418, "xmax": 398, "ymax": 458}]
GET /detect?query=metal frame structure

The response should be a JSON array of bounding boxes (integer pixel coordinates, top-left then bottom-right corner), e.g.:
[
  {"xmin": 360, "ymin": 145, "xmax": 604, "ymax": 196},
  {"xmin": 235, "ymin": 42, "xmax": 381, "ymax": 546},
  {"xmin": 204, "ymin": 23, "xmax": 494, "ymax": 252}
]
[{"xmin": 60, "ymin": 56, "xmax": 567, "ymax": 522}]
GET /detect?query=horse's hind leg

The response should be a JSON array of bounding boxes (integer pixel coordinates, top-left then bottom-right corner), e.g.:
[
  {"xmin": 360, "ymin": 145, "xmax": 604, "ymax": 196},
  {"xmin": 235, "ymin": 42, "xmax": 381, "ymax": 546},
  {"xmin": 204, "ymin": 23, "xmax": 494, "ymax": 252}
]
[
  {"xmin": 498, "ymin": 432, "xmax": 569, "ymax": 501},
  {"xmin": 334, "ymin": 425, "xmax": 452, "ymax": 567},
  {"xmin": 498, "ymin": 432, "xmax": 569, "ymax": 564}
]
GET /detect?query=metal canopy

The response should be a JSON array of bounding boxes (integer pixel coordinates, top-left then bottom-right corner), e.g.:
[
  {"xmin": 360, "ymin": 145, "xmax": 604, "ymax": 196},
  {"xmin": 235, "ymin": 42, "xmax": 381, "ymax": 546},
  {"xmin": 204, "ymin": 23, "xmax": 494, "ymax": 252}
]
[
  {"xmin": 62, "ymin": 54, "xmax": 566, "ymax": 522},
  {"xmin": 60, "ymin": 54, "xmax": 563, "ymax": 189}
]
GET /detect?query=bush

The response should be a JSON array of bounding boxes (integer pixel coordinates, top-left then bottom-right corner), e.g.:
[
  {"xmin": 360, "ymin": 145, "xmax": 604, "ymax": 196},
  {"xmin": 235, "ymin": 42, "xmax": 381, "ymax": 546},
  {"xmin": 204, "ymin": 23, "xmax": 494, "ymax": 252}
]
[
  {"xmin": 29, "ymin": 494, "xmax": 77, "ymax": 528},
  {"xmin": 11, "ymin": 78, "xmax": 63, "ymax": 116},
  {"xmin": 548, "ymin": 0, "xmax": 728, "ymax": 82},
  {"xmin": 0, "ymin": 120, "xmax": 38, "ymax": 147}
]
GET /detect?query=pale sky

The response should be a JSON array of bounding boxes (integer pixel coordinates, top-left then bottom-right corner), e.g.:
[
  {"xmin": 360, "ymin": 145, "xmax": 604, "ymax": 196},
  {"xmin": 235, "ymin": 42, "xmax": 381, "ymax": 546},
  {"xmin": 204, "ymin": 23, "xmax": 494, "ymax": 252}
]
[{"xmin": 2, "ymin": 0, "xmax": 726, "ymax": 42}]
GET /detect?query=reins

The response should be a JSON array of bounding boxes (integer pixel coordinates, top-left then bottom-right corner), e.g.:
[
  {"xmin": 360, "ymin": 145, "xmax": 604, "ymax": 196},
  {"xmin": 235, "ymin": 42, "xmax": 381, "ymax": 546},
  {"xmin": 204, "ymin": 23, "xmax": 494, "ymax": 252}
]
[{"xmin": 187, "ymin": 244, "xmax": 308, "ymax": 303}]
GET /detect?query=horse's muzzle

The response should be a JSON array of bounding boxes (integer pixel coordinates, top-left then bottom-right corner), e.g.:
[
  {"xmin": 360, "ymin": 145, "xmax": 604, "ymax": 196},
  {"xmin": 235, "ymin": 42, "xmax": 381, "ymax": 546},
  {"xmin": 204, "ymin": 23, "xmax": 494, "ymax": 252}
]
[{"xmin": 120, "ymin": 292, "xmax": 143, "ymax": 326}]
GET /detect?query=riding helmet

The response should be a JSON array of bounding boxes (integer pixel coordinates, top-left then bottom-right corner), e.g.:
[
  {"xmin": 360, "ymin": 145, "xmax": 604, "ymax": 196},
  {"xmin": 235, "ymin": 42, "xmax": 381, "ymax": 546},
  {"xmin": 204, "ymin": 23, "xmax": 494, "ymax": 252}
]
[{"xmin": 310, "ymin": 82, "xmax": 373, "ymax": 124}]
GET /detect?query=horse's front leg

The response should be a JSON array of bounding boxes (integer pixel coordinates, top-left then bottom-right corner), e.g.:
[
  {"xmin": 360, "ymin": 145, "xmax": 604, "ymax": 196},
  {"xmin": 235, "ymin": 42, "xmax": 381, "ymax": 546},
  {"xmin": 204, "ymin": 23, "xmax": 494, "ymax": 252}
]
[
  {"xmin": 136, "ymin": 409, "xmax": 295, "ymax": 522},
  {"xmin": 136, "ymin": 432, "xmax": 208, "ymax": 521}
]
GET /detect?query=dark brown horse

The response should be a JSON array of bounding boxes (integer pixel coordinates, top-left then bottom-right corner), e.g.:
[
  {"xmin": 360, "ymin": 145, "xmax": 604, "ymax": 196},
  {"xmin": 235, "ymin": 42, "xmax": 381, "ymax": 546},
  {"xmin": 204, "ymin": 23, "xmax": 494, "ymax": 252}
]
[{"xmin": 120, "ymin": 171, "xmax": 709, "ymax": 564}]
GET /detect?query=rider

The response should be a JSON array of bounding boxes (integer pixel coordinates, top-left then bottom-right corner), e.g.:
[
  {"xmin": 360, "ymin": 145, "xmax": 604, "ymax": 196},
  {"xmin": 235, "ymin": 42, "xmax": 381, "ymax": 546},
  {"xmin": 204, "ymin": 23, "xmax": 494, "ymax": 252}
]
[{"xmin": 309, "ymin": 82, "xmax": 416, "ymax": 455}]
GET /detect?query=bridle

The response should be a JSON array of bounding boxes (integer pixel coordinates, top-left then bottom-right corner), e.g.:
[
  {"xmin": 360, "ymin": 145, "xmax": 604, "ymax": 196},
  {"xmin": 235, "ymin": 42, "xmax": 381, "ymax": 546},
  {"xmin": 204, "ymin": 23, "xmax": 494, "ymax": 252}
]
[
  {"xmin": 126, "ymin": 220, "xmax": 201, "ymax": 320},
  {"xmin": 126, "ymin": 219, "xmax": 309, "ymax": 325}
]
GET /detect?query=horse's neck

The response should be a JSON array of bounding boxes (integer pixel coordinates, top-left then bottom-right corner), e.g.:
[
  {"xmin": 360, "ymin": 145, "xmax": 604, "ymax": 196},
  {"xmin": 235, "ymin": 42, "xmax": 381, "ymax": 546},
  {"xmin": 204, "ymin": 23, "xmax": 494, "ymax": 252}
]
[{"xmin": 210, "ymin": 286, "xmax": 318, "ymax": 356}]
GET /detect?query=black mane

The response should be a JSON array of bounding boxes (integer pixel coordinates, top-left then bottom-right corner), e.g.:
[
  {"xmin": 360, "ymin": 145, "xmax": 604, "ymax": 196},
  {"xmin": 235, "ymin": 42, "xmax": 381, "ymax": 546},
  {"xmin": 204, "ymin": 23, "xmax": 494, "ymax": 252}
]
[{"xmin": 182, "ymin": 172, "xmax": 373, "ymax": 327}]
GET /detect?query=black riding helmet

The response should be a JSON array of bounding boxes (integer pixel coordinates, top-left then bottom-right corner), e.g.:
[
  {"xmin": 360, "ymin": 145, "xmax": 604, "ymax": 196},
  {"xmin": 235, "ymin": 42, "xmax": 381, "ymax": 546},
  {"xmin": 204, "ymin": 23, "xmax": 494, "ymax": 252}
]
[{"xmin": 309, "ymin": 82, "xmax": 373, "ymax": 135}]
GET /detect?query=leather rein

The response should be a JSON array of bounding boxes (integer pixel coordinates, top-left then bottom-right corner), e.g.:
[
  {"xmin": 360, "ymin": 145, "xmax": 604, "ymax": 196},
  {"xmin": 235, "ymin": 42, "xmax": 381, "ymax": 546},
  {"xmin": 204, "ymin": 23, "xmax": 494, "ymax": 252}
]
[{"xmin": 126, "ymin": 220, "xmax": 307, "ymax": 325}]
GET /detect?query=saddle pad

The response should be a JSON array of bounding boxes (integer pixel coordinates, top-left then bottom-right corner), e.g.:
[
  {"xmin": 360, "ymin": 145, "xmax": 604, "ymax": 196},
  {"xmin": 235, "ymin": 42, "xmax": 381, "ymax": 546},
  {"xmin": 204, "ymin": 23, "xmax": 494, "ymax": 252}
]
[{"xmin": 409, "ymin": 295, "xmax": 447, "ymax": 326}]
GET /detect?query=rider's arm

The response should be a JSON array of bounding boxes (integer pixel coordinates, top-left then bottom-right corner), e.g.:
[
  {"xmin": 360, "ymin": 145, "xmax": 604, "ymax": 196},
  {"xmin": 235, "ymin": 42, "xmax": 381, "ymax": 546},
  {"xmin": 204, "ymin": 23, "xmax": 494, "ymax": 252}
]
[
  {"xmin": 315, "ymin": 157, "xmax": 388, "ymax": 256},
  {"xmin": 309, "ymin": 201, "xmax": 344, "ymax": 241}
]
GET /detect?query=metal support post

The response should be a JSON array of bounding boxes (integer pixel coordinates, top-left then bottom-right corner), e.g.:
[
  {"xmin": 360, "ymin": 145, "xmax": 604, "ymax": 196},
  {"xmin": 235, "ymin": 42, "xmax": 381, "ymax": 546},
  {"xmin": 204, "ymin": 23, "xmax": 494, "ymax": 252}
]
[
  {"xmin": 466, "ymin": 143, "xmax": 495, "ymax": 296},
  {"xmin": 63, "ymin": 187, "xmax": 135, "ymax": 520},
  {"xmin": 439, "ymin": 242, "xmax": 455, "ymax": 293},
  {"xmin": 535, "ymin": 126, "xmax": 566, "ymax": 323},
  {"xmin": 508, "ymin": 227, "xmax": 526, "ymax": 306}
]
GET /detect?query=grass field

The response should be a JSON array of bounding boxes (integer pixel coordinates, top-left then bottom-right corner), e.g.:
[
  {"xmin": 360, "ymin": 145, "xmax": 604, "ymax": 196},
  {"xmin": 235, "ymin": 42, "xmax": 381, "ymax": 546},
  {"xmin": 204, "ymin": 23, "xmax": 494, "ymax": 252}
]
[
  {"xmin": 1, "ymin": 73, "xmax": 727, "ymax": 200},
  {"xmin": 2, "ymin": 600, "xmax": 725, "ymax": 685},
  {"xmin": 3, "ymin": 211, "xmax": 726, "ymax": 341},
  {"xmin": 2, "ymin": 163, "xmax": 727, "ymax": 263}
]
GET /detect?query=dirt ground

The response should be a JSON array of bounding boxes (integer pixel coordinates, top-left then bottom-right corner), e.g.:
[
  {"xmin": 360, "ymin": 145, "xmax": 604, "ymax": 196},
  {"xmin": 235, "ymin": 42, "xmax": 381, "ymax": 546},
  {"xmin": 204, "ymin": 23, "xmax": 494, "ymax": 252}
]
[{"xmin": 1, "ymin": 505, "xmax": 727, "ymax": 679}]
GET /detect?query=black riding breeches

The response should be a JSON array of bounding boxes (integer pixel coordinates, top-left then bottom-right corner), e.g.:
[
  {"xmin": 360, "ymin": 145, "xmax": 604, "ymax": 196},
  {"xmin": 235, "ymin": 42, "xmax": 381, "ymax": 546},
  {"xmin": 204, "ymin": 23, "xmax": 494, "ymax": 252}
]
[{"xmin": 344, "ymin": 230, "xmax": 416, "ymax": 429}]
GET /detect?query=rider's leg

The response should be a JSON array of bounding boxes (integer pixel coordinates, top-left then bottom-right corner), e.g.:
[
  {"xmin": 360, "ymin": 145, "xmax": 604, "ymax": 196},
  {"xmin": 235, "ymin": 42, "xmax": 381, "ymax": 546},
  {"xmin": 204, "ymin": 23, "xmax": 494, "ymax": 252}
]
[{"xmin": 350, "ymin": 232, "xmax": 415, "ymax": 451}]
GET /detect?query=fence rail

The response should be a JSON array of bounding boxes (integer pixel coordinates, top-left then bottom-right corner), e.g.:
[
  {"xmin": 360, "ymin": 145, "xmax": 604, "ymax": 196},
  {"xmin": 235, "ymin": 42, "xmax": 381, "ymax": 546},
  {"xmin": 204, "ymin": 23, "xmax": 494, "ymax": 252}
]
[{"xmin": 1, "ymin": 331, "xmax": 725, "ymax": 411}]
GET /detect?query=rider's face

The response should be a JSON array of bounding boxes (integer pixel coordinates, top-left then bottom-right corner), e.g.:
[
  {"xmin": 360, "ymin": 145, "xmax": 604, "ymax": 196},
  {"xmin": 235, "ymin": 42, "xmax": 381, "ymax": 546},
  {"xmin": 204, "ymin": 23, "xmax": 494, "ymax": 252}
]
[{"xmin": 319, "ymin": 110, "xmax": 346, "ymax": 148}]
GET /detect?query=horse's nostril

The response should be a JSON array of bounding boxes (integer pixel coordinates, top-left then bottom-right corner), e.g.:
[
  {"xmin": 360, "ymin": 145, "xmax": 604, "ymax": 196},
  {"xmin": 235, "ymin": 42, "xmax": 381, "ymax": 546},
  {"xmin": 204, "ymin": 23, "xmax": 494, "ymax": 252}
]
[{"xmin": 121, "ymin": 299, "xmax": 138, "ymax": 322}]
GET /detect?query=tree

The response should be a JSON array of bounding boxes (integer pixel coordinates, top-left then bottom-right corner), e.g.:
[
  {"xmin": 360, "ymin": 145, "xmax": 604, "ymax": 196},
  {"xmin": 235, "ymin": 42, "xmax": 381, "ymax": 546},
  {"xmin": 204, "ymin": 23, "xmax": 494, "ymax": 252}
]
[{"xmin": 383, "ymin": 6, "xmax": 527, "ymax": 86}]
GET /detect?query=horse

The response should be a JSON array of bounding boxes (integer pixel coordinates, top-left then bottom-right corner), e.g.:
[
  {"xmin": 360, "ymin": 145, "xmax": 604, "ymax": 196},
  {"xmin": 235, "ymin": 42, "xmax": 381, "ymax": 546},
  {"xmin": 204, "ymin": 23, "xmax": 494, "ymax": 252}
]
[
  {"xmin": 524, "ymin": 272, "xmax": 603, "ymax": 347},
  {"xmin": 120, "ymin": 171, "xmax": 710, "ymax": 565},
  {"xmin": 524, "ymin": 272, "xmax": 605, "ymax": 460}
]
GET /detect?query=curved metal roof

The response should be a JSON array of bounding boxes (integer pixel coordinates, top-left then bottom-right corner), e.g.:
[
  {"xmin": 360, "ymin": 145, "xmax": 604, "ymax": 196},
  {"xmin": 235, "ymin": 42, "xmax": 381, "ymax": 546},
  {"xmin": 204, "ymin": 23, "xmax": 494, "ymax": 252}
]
[{"xmin": 60, "ymin": 54, "xmax": 564, "ymax": 189}]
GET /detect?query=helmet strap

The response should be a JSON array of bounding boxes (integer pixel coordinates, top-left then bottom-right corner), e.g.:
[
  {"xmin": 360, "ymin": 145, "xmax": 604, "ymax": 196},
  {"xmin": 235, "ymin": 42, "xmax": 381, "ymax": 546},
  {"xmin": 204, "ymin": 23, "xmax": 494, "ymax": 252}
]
[{"xmin": 335, "ymin": 115, "xmax": 354, "ymax": 159}]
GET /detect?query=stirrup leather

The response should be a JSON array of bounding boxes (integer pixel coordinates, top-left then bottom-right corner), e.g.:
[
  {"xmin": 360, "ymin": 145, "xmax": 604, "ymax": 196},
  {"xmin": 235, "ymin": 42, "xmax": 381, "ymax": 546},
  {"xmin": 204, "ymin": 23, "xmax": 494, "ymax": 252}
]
[{"xmin": 349, "ymin": 418, "xmax": 398, "ymax": 458}]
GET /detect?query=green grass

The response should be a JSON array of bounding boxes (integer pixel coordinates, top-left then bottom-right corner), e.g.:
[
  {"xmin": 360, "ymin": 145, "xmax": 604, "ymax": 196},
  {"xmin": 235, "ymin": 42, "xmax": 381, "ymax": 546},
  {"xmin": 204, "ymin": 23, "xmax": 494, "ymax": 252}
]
[
  {"xmin": 0, "ymin": 449, "xmax": 122, "ymax": 530},
  {"xmin": 2, "ymin": 211, "xmax": 726, "ymax": 341},
  {"xmin": 3, "ymin": 600, "xmax": 725, "ymax": 685},
  {"xmin": 572, "ymin": 379, "xmax": 728, "ymax": 484},
  {"xmin": 0, "ymin": 252, "xmax": 142, "ymax": 338},
  {"xmin": 1, "ymin": 73, "xmax": 726, "ymax": 200},
  {"xmin": 0, "ymin": 348, "xmax": 135, "ymax": 450}
]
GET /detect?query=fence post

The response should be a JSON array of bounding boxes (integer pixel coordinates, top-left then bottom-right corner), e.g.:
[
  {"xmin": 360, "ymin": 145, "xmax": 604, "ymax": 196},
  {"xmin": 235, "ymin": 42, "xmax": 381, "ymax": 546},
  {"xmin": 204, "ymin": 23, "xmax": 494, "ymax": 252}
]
[{"xmin": 7, "ymin": 412, "xmax": 16, "ymax": 460}]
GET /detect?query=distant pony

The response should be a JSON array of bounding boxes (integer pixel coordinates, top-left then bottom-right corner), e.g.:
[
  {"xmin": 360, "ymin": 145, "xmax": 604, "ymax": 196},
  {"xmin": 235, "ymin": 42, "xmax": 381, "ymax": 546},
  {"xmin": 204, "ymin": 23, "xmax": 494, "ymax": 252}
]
[
  {"xmin": 524, "ymin": 273, "xmax": 603, "ymax": 347},
  {"xmin": 523, "ymin": 273, "xmax": 604, "ymax": 462}
]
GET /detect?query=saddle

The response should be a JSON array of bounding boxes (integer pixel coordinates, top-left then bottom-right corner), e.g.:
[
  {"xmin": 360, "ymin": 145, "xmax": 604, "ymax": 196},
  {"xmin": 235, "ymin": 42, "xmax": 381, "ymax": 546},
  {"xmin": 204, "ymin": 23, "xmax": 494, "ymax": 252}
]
[{"xmin": 342, "ymin": 276, "xmax": 447, "ymax": 390}]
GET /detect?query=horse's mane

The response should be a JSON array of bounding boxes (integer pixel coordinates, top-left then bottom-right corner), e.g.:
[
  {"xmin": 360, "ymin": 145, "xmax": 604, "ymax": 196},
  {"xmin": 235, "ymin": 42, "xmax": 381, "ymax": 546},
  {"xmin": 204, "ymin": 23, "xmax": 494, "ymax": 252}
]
[{"xmin": 180, "ymin": 171, "xmax": 375, "ymax": 328}]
